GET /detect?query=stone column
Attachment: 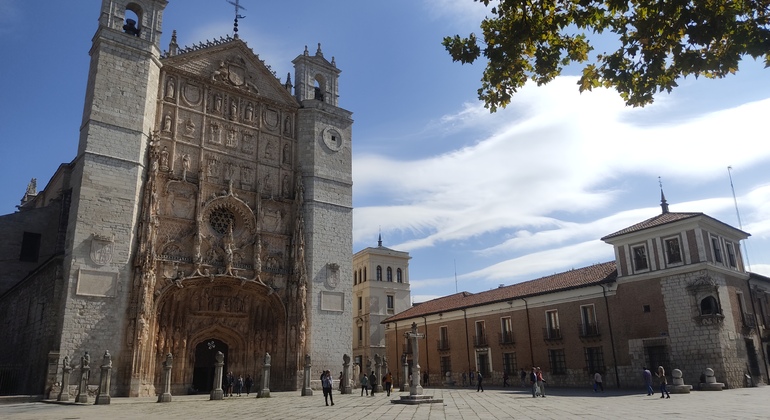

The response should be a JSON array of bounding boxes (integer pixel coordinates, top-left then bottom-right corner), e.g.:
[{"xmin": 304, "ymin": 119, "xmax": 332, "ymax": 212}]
[
  {"xmin": 408, "ymin": 322, "xmax": 424, "ymax": 396},
  {"xmin": 401, "ymin": 354, "xmax": 409, "ymax": 391},
  {"xmin": 95, "ymin": 351, "xmax": 112, "ymax": 405},
  {"xmin": 75, "ymin": 352, "xmax": 90, "ymax": 403},
  {"xmin": 342, "ymin": 354, "xmax": 352, "ymax": 394},
  {"xmin": 210, "ymin": 351, "xmax": 224, "ymax": 400},
  {"xmin": 301, "ymin": 354, "xmax": 313, "ymax": 396},
  {"xmin": 157, "ymin": 353, "xmax": 173, "ymax": 403},
  {"xmin": 258, "ymin": 352, "xmax": 271, "ymax": 397},
  {"xmin": 373, "ymin": 353, "xmax": 382, "ymax": 393},
  {"xmin": 57, "ymin": 356, "xmax": 71, "ymax": 402}
]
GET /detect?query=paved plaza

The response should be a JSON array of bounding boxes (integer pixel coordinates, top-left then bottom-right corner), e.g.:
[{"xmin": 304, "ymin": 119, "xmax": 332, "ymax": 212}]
[{"xmin": 2, "ymin": 386, "xmax": 770, "ymax": 419}]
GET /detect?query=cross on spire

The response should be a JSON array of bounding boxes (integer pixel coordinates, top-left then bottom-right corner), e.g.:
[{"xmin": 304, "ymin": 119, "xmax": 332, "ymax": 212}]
[{"xmin": 226, "ymin": 0, "xmax": 247, "ymax": 38}]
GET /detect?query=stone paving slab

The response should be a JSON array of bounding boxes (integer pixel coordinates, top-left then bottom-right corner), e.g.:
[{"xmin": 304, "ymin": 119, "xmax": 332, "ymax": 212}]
[{"xmin": 1, "ymin": 386, "xmax": 769, "ymax": 419}]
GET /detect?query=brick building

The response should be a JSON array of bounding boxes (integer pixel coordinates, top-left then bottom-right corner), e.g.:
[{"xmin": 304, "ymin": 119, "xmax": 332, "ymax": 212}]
[
  {"xmin": 384, "ymin": 195, "xmax": 770, "ymax": 389},
  {"xmin": 0, "ymin": 0, "xmax": 353, "ymax": 397}
]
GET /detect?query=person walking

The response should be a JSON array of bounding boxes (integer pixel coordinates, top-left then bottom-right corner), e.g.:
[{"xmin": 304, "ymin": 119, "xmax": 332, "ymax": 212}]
[
  {"xmin": 322, "ymin": 370, "xmax": 334, "ymax": 406},
  {"xmin": 594, "ymin": 371, "xmax": 603, "ymax": 392},
  {"xmin": 384, "ymin": 371, "xmax": 393, "ymax": 396},
  {"xmin": 643, "ymin": 367, "xmax": 653, "ymax": 396},
  {"xmin": 338, "ymin": 371, "xmax": 344, "ymax": 392},
  {"xmin": 236, "ymin": 374, "xmax": 244, "ymax": 396},
  {"xmin": 225, "ymin": 371, "xmax": 234, "ymax": 397},
  {"xmin": 476, "ymin": 370, "xmax": 484, "ymax": 392},
  {"xmin": 530, "ymin": 367, "xmax": 539, "ymax": 397},
  {"xmin": 360, "ymin": 373, "xmax": 369, "ymax": 396},
  {"xmin": 503, "ymin": 371, "xmax": 509, "ymax": 387},
  {"xmin": 656, "ymin": 366, "xmax": 670, "ymax": 399},
  {"xmin": 536, "ymin": 367, "xmax": 546, "ymax": 398},
  {"xmin": 520, "ymin": 368, "xmax": 527, "ymax": 388},
  {"xmin": 369, "ymin": 371, "xmax": 377, "ymax": 396},
  {"xmin": 244, "ymin": 374, "xmax": 253, "ymax": 396}
]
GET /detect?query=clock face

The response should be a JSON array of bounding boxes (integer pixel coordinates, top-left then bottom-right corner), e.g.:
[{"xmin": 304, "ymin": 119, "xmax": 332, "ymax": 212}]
[{"xmin": 322, "ymin": 127, "xmax": 343, "ymax": 152}]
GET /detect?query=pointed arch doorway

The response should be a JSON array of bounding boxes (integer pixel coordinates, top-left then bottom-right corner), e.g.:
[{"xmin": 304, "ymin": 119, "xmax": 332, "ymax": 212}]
[{"xmin": 192, "ymin": 339, "xmax": 229, "ymax": 393}]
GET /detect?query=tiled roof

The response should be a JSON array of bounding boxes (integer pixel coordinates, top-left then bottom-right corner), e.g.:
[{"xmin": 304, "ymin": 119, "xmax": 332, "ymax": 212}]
[
  {"xmin": 383, "ymin": 262, "xmax": 617, "ymax": 323},
  {"xmin": 600, "ymin": 212, "xmax": 702, "ymax": 241}
]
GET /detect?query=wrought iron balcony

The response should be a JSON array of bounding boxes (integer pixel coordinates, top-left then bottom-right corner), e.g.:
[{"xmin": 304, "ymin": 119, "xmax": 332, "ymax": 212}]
[
  {"xmin": 542, "ymin": 327, "xmax": 561, "ymax": 340},
  {"xmin": 437, "ymin": 339, "xmax": 450, "ymax": 351},
  {"xmin": 578, "ymin": 322, "xmax": 600, "ymax": 338},
  {"xmin": 499, "ymin": 331, "xmax": 515, "ymax": 345},
  {"xmin": 473, "ymin": 334, "xmax": 488, "ymax": 347}
]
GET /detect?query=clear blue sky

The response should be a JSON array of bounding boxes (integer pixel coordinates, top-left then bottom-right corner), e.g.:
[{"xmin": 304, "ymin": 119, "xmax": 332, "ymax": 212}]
[{"xmin": 1, "ymin": 0, "xmax": 768, "ymax": 302}]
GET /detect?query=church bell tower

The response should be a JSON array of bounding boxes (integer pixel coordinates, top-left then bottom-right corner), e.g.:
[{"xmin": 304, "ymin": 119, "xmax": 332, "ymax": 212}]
[
  {"xmin": 293, "ymin": 44, "xmax": 354, "ymax": 373},
  {"xmin": 59, "ymin": 0, "xmax": 167, "ymax": 396}
]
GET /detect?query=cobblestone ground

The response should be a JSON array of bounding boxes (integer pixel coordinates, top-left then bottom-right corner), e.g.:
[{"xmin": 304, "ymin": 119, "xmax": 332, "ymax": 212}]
[{"xmin": 2, "ymin": 386, "xmax": 770, "ymax": 419}]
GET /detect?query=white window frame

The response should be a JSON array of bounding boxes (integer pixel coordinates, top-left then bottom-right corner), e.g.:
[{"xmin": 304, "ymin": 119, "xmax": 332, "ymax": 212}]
[
  {"xmin": 631, "ymin": 243, "xmax": 650, "ymax": 272},
  {"xmin": 663, "ymin": 236, "xmax": 683, "ymax": 266}
]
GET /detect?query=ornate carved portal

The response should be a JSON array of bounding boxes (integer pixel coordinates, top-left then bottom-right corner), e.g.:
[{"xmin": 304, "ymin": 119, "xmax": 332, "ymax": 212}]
[{"xmin": 152, "ymin": 279, "xmax": 287, "ymax": 394}]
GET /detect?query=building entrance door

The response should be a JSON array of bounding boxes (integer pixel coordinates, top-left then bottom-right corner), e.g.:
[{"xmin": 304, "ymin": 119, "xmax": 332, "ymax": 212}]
[{"xmin": 192, "ymin": 339, "xmax": 229, "ymax": 393}]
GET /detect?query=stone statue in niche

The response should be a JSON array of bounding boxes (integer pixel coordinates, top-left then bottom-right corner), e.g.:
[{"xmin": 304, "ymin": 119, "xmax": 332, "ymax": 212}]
[
  {"xmin": 210, "ymin": 123, "xmax": 221, "ymax": 144},
  {"xmin": 184, "ymin": 119, "xmax": 195, "ymax": 137},
  {"xmin": 213, "ymin": 93, "xmax": 223, "ymax": 113},
  {"xmin": 282, "ymin": 144, "xmax": 290, "ymax": 165},
  {"xmin": 230, "ymin": 99, "xmax": 238, "ymax": 121},
  {"xmin": 264, "ymin": 140, "xmax": 273, "ymax": 160},
  {"xmin": 163, "ymin": 114, "xmax": 172, "ymax": 132},
  {"xmin": 240, "ymin": 166, "xmax": 252, "ymax": 185},
  {"xmin": 181, "ymin": 154, "xmax": 190, "ymax": 181},
  {"xmin": 245, "ymin": 102, "xmax": 254, "ymax": 121},
  {"xmin": 165, "ymin": 77, "xmax": 175, "ymax": 99},
  {"xmin": 212, "ymin": 61, "xmax": 228, "ymax": 82},
  {"xmin": 282, "ymin": 175, "xmax": 290, "ymax": 197},
  {"xmin": 226, "ymin": 129, "xmax": 237, "ymax": 148},
  {"xmin": 284, "ymin": 116, "xmax": 291, "ymax": 135},
  {"xmin": 160, "ymin": 147, "xmax": 170, "ymax": 171}
]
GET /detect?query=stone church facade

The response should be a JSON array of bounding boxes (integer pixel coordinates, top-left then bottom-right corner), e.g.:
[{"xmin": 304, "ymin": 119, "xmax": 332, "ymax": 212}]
[{"xmin": 0, "ymin": 0, "xmax": 352, "ymax": 397}]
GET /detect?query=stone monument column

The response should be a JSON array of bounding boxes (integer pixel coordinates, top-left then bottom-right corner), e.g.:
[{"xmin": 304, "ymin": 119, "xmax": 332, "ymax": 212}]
[
  {"xmin": 210, "ymin": 351, "xmax": 224, "ymax": 400},
  {"xmin": 373, "ymin": 353, "xmax": 382, "ymax": 393},
  {"xmin": 57, "ymin": 356, "xmax": 71, "ymax": 402},
  {"xmin": 258, "ymin": 352, "xmax": 271, "ymax": 397},
  {"xmin": 75, "ymin": 352, "xmax": 90, "ymax": 403},
  {"xmin": 408, "ymin": 322, "xmax": 424, "ymax": 396},
  {"xmin": 342, "ymin": 354, "xmax": 352, "ymax": 394},
  {"xmin": 95, "ymin": 351, "xmax": 112, "ymax": 405},
  {"xmin": 301, "ymin": 354, "xmax": 313, "ymax": 396},
  {"xmin": 157, "ymin": 353, "xmax": 173, "ymax": 403},
  {"xmin": 401, "ymin": 353, "xmax": 409, "ymax": 391}
]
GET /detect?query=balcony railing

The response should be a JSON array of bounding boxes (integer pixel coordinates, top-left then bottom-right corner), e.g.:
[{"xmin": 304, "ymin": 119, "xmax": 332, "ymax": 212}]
[
  {"xmin": 473, "ymin": 334, "xmax": 488, "ymax": 347},
  {"xmin": 499, "ymin": 331, "xmax": 515, "ymax": 345},
  {"xmin": 578, "ymin": 322, "xmax": 600, "ymax": 338},
  {"xmin": 543, "ymin": 327, "xmax": 562, "ymax": 340},
  {"xmin": 742, "ymin": 313, "xmax": 757, "ymax": 329},
  {"xmin": 437, "ymin": 339, "xmax": 450, "ymax": 351}
]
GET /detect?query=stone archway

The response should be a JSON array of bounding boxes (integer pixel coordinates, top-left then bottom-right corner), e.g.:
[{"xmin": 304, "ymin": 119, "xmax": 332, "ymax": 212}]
[
  {"xmin": 151, "ymin": 278, "xmax": 288, "ymax": 394},
  {"xmin": 192, "ymin": 338, "xmax": 229, "ymax": 393}
]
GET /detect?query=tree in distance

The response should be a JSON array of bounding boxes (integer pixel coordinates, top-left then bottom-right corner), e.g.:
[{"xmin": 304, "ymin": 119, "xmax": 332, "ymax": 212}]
[{"xmin": 443, "ymin": 0, "xmax": 770, "ymax": 111}]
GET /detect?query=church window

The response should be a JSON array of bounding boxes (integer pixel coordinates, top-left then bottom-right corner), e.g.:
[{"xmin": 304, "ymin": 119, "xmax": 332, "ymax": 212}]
[
  {"xmin": 711, "ymin": 236, "xmax": 724, "ymax": 264},
  {"xmin": 387, "ymin": 267, "xmax": 393, "ymax": 282},
  {"xmin": 376, "ymin": 266, "xmax": 382, "ymax": 281},
  {"xmin": 700, "ymin": 296, "xmax": 720, "ymax": 316},
  {"xmin": 387, "ymin": 295, "xmax": 394, "ymax": 314},
  {"xmin": 19, "ymin": 232, "xmax": 42, "ymax": 262},
  {"xmin": 209, "ymin": 207, "xmax": 235, "ymax": 235},
  {"xmin": 397, "ymin": 268, "xmax": 403, "ymax": 283},
  {"xmin": 664, "ymin": 237, "xmax": 682, "ymax": 265},
  {"xmin": 631, "ymin": 244, "xmax": 649, "ymax": 271}
]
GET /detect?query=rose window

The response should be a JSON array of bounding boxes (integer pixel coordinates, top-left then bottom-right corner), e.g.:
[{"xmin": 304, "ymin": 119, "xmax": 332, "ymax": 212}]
[{"xmin": 209, "ymin": 207, "xmax": 235, "ymax": 235}]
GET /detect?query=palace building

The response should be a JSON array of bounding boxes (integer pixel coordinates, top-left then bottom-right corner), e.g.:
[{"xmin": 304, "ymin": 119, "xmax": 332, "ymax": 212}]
[
  {"xmin": 0, "ymin": 0, "xmax": 353, "ymax": 397},
  {"xmin": 384, "ymin": 195, "xmax": 770, "ymax": 389}
]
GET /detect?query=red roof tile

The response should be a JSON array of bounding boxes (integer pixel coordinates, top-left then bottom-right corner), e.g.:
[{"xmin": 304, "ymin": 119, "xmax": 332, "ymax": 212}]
[
  {"xmin": 600, "ymin": 212, "xmax": 702, "ymax": 241},
  {"xmin": 383, "ymin": 262, "xmax": 617, "ymax": 323}
]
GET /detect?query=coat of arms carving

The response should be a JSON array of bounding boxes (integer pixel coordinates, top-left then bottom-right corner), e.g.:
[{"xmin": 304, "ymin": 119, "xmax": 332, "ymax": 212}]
[{"xmin": 90, "ymin": 235, "xmax": 114, "ymax": 266}]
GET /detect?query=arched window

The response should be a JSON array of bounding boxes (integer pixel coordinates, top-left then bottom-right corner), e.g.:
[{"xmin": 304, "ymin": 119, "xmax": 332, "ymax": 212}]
[
  {"xmin": 387, "ymin": 267, "xmax": 393, "ymax": 282},
  {"xmin": 700, "ymin": 296, "xmax": 720, "ymax": 315},
  {"xmin": 376, "ymin": 266, "xmax": 382, "ymax": 281},
  {"xmin": 397, "ymin": 268, "xmax": 403, "ymax": 283}
]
